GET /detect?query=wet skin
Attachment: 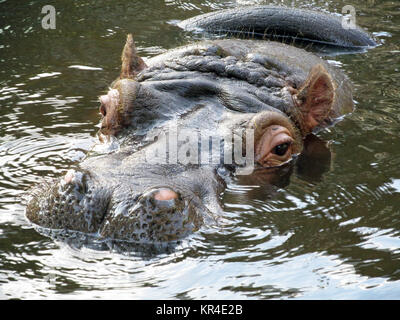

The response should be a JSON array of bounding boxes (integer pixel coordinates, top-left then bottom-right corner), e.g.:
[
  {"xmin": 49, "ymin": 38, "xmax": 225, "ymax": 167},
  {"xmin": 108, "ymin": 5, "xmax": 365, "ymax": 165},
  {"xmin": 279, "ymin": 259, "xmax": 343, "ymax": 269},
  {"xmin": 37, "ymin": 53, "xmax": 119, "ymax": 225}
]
[
  {"xmin": 178, "ymin": 6, "xmax": 376, "ymax": 50},
  {"xmin": 25, "ymin": 7, "xmax": 375, "ymax": 244}
]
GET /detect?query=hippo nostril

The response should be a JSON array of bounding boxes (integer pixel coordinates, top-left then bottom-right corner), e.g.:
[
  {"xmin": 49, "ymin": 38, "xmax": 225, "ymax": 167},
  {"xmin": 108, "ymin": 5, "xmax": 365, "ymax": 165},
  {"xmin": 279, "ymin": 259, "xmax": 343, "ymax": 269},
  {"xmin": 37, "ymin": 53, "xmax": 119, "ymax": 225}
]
[
  {"xmin": 154, "ymin": 188, "xmax": 179, "ymax": 201},
  {"xmin": 63, "ymin": 169, "xmax": 75, "ymax": 184},
  {"xmin": 61, "ymin": 169, "xmax": 87, "ymax": 195},
  {"xmin": 138, "ymin": 187, "xmax": 183, "ymax": 217}
]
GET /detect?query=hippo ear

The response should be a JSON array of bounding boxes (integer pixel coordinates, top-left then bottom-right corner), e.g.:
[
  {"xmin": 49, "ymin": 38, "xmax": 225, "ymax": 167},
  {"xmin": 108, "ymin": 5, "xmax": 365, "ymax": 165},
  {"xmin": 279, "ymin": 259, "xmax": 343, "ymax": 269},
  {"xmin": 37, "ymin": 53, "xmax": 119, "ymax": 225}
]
[
  {"xmin": 120, "ymin": 34, "xmax": 147, "ymax": 79},
  {"xmin": 294, "ymin": 64, "xmax": 335, "ymax": 134}
]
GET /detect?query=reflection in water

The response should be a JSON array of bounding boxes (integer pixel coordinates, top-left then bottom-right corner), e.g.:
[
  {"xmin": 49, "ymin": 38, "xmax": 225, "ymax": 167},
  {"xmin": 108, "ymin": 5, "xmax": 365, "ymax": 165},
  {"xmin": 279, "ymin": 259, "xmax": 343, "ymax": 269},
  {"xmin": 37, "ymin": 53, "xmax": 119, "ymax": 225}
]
[
  {"xmin": 232, "ymin": 134, "xmax": 332, "ymax": 201},
  {"xmin": 1, "ymin": 0, "xmax": 400, "ymax": 299},
  {"xmin": 296, "ymin": 134, "xmax": 332, "ymax": 182}
]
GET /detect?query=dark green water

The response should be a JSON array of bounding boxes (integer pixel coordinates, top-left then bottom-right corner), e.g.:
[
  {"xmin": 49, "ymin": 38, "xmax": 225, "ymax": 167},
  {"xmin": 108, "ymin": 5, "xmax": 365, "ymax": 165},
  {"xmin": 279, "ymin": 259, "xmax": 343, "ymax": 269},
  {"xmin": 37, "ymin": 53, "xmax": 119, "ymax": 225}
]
[{"xmin": 0, "ymin": 0, "xmax": 399, "ymax": 299}]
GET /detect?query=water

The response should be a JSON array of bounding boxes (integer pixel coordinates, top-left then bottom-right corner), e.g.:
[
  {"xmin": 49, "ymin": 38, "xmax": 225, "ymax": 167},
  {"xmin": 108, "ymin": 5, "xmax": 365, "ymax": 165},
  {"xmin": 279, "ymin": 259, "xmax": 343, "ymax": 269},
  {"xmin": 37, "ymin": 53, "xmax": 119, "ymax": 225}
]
[{"xmin": 0, "ymin": 0, "xmax": 399, "ymax": 299}]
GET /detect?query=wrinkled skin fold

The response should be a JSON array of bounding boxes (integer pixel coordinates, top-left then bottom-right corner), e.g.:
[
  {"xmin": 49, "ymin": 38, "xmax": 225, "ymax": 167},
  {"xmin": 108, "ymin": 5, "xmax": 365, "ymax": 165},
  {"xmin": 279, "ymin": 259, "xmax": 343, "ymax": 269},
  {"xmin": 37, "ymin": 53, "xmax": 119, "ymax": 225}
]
[{"xmin": 25, "ymin": 6, "xmax": 375, "ymax": 246}]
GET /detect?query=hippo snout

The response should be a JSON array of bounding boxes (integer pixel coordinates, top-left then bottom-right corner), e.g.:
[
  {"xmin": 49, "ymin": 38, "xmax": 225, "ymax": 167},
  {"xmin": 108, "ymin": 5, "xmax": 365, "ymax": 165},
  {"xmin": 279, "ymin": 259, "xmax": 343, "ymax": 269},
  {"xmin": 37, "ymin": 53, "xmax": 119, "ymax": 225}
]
[
  {"xmin": 26, "ymin": 166, "xmax": 203, "ymax": 242},
  {"xmin": 99, "ymin": 187, "xmax": 202, "ymax": 242},
  {"xmin": 25, "ymin": 169, "xmax": 111, "ymax": 234}
]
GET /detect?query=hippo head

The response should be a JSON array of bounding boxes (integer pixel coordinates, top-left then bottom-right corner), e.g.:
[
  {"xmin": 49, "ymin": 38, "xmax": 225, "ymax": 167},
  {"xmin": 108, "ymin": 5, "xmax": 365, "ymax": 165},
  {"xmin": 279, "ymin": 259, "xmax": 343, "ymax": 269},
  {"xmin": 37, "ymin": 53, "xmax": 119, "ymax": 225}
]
[{"xmin": 26, "ymin": 35, "xmax": 350, "ymax": 245}]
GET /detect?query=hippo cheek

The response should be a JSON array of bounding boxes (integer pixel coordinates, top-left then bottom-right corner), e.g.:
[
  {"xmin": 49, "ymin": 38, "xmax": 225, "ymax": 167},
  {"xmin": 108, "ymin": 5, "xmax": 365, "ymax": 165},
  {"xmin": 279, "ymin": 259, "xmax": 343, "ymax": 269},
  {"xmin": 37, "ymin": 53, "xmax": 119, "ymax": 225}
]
[{"xmin": 99, "ymin": 187, "xmax": 202, "ymax": 242}]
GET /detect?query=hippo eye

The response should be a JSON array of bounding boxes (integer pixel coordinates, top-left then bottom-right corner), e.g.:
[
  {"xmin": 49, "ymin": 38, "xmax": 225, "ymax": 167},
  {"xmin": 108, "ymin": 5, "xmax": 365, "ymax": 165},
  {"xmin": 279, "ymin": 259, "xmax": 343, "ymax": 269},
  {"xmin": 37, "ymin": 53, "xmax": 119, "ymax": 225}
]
[
  {"xmin": 255, "ymin": 124, "xmax": 297, "ymax": 167},
  {"xmin": 273, "ymin": 142, "xmax": 290, "ymax": 156}
]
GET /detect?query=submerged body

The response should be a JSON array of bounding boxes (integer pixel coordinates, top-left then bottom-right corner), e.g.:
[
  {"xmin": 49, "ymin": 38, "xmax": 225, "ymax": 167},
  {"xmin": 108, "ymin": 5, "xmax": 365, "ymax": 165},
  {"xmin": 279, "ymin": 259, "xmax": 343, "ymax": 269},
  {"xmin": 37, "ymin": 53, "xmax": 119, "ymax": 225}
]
[
  {"xmin": 25, "ymin": 6, "xmax": 375, "ymax": 245},
  {"xmin": 179, "ymin": 6, "xmax": 376, "ymax": 49}
]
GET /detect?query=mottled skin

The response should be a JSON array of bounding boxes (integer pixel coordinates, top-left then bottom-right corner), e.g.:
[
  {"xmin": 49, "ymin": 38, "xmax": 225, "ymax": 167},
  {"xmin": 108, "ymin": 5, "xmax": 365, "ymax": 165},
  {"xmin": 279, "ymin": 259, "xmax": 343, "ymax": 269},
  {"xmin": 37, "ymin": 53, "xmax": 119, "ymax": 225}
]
[{"xmin": 26, "ymin": 7, "xmax": 374, "ymax": 244}]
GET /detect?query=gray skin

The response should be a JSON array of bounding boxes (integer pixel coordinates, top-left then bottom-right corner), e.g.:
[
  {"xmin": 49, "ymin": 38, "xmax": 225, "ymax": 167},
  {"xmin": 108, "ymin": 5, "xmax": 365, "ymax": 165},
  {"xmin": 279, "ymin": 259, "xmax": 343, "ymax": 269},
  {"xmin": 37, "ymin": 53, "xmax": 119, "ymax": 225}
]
[
  {"xmin": 179, "ymin": 6, "xmax": 377, "ymax": 50},
  {"xmin": 25, "ymin": 7, "xmax": 373, "ymax": 244}
]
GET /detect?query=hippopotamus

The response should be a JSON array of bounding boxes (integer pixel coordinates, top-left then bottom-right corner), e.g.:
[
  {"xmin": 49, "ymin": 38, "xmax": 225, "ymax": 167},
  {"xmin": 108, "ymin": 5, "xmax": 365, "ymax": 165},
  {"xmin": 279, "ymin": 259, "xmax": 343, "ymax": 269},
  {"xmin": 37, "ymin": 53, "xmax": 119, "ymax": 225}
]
[{"xmin": 25, "ymin": 6, "xmax": 376, "ymax": 246}]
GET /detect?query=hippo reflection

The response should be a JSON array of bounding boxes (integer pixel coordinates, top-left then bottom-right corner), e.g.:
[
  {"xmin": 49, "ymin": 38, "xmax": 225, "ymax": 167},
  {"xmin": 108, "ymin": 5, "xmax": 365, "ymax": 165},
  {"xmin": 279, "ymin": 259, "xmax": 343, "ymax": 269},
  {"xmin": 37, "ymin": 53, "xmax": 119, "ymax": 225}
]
[{"xmin": 25, "ymin": 6, "xmax": 375, "ymax": 244}]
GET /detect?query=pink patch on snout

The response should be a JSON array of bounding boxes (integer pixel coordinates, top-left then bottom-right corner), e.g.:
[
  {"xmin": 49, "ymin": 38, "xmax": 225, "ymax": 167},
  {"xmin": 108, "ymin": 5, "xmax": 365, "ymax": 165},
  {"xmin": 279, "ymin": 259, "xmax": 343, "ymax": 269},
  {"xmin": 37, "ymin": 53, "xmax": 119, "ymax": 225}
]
[
  {"xmin": 154, "ymin": 189, "xmax": 179, "ymax": 201},
  {"xmin": 63, "ymin": 170, "xmax": 75, "ymax": 184}
]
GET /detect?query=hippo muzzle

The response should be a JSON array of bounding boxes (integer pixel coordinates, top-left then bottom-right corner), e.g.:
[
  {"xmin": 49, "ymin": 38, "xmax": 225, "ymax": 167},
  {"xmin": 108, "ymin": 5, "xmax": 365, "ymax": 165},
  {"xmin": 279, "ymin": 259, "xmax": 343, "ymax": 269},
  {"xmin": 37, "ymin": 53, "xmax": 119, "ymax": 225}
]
[
  {"xmin": 26, "ymin": 169, "xmax": 110, "ymax": 234},
  {"xmin": 100, "ymin": 187, "xmax": 201, "ymax": 242},
  {"xmin": 26, "ymin": 158, "xmax": 214, "ymax": 243}
]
